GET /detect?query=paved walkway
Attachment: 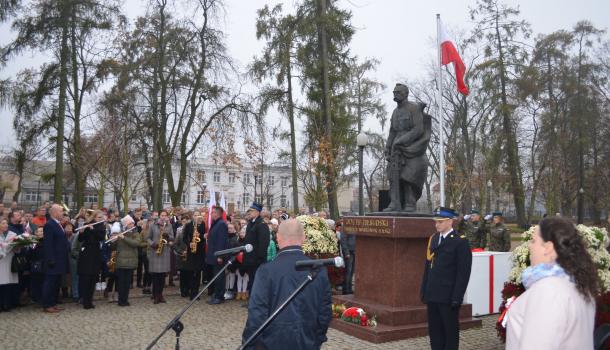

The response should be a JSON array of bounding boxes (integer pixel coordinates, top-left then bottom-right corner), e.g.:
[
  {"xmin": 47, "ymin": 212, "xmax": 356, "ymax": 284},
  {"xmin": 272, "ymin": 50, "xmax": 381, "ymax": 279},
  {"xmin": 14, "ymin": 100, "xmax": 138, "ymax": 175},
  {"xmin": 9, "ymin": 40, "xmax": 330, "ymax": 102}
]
[{"xmin": 0, "ymin": 289, "xmax": 504, "ymax": 350}]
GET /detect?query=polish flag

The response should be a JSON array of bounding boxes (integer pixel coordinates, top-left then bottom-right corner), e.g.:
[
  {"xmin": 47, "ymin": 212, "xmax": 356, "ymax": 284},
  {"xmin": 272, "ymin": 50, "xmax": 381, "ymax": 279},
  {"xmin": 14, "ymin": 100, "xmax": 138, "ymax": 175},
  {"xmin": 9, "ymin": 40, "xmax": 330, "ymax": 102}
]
[
  {"xmin": 207, "ymin": 188, "xmax": 216, "ymax": 229},
  {"xmin": 219, "ymin": 191, "xmax": 228, "ymax": 221},
  {"xmin": 439, "ymin": 20, "xmax": 469, "ymax": 95}
]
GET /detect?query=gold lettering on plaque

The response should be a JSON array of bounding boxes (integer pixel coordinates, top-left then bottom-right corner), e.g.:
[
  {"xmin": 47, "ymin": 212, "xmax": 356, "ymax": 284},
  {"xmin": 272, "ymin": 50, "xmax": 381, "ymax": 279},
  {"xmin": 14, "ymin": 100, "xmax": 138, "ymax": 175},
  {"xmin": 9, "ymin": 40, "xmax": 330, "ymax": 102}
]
[{"xmin": 343, "ymin": 218, "xmax": 391, "ymax": 235}]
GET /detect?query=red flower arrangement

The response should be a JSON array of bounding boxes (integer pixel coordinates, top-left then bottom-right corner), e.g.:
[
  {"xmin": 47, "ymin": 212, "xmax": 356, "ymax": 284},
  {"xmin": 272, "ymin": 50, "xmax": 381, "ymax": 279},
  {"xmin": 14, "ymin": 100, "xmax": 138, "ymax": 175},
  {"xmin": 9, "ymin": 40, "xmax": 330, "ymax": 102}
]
[{"xmin": 338, "ymin": 306, "xmax": 377, "ymax": 327}]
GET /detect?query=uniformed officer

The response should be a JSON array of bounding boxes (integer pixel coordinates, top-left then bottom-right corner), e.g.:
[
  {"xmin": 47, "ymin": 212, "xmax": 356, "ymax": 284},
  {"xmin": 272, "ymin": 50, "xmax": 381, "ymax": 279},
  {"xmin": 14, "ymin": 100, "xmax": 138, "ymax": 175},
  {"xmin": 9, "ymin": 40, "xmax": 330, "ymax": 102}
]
[
  {"xmin": 420, "ymin": 207, "xmax": 473, "ymax": 350},
  {"xmin": 462, "ymin": 210, "xmax": 487, "ymax": 249},
  {"xmin": 487, "ymin": 212, "xmax": 511, "ymax": 252}
]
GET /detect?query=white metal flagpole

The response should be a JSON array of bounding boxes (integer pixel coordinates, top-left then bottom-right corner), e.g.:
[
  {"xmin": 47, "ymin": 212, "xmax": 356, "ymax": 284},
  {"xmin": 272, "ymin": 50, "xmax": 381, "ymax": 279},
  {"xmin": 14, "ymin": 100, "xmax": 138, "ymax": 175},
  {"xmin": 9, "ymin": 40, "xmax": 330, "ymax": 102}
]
[{"xmin": 436, "ymin": 14, "xmax": 446, "ymax": 207}]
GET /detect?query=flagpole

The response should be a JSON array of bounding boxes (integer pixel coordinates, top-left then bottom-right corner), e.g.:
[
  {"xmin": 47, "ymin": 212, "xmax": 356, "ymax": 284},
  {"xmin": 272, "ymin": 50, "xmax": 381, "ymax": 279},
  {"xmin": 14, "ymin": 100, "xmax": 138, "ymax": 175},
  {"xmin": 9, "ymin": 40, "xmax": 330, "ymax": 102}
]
[{"xmin": 436, "ymin": 14, "xmax": 446, "ymax": 207}]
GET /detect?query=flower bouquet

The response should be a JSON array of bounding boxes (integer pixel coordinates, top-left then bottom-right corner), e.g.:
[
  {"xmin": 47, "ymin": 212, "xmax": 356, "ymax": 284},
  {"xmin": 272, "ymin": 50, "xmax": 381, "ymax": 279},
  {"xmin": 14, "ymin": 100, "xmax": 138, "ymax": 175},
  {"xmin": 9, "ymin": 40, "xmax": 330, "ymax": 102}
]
[
  {"xmin": 296, "ymin": 215, "xmax": 343, "ymax": 286},
  {"xmin": 496, "ymin": 224, "xmax": 610, "ymax": 342},
  {"xmin": 296, "ymin": 215, "xmax": 339, "ymax": 256},
  {"xmin": 9, "ymin": 233, "xmax": 39, "ymax": 249},
  {"xmin": 340, "ymin": 306, "xmax": 377, "ymax": 327}
]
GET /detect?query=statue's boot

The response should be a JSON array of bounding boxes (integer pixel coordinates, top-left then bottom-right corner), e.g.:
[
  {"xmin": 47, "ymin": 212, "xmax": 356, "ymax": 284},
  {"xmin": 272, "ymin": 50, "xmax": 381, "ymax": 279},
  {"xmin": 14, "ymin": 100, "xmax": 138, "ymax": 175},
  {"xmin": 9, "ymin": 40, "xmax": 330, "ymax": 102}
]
[{"xmin": 383, "ymin": 204, "xmax": 401, "ymax": 212}]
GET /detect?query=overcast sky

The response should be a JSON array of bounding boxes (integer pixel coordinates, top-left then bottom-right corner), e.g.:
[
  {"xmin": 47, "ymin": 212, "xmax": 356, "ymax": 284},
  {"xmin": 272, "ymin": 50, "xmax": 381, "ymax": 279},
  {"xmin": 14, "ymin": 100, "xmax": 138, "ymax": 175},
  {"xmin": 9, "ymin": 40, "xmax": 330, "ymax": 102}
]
[{"xmin": 1, "ymin": 0, "xmax": 608, "ymax": 153}]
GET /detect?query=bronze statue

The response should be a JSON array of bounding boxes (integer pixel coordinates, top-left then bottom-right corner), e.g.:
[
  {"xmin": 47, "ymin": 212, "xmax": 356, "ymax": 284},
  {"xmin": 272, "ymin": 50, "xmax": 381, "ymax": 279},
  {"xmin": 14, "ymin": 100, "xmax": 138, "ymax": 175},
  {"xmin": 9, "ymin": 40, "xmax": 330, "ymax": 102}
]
[{"xmin": 383, "ymin": 83, "xmax": 431, "ymax": 212}]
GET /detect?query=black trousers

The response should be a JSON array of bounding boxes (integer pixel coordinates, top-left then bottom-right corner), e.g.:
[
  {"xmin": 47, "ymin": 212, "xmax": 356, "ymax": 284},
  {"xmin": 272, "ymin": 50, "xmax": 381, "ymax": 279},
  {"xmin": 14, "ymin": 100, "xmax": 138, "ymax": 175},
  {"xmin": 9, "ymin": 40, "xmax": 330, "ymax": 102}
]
[
  {"xmin": 342, "ymin": 251, "xmax": 355, "ymax": 293},
  {"xmin": 137, "ymin": 253, "xmax": 151, "ymax": 287},
  {"xmin": 213, "ymin": 263, "xmax": 226, "ymax": 300},
  {"xmin": 427, "ymin": 302, "xmax": 460, "ymax": 350},
  {"xmin": 30, "ymin": 272, "xmax": 44, "ymax": 303},
  {"xmin": 179, "ymin": 269, "xmax": 189, "ymax": 296},
  {"xmin": 79, "ymin": 274, "xmax": 97, "ymax": 308},
  {"xmin": 0, "ymin": 283, "xmax": 18, "ymax": 310},
  {"xmin": 115, "ymin": 268, "xmax": 133, "ymax": 304},
  {"xmin": 42, "ymin": 274, "xmax": 61, "ymax": 308},
  {"xmin": 152, "ymin": 273, "xmax": 166, "ymax": 296},
  {"xmin": 246, "ymin": 265, "xmax": 258, "ymax": 294}
]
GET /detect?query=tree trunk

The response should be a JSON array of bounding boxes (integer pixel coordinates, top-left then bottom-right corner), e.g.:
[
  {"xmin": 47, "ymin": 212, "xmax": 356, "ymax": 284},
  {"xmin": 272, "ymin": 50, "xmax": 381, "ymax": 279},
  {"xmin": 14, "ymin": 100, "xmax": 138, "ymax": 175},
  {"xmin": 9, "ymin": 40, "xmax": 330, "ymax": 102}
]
[
  {"xmin": 286, "ymin": 49, "xmax": 299, "ymax": 215},
  {"xmin": 317, "ymin": 0, "xmax": 338, "ymax": 219},
  {"xmin": 54, "ymin": 0, "xmax": 70, "ymax": 203},
  {"xmin": 71, "ymin": 4, "xmax": 85, "ymax": 209},
  {"xmin": 495, "ymin": 15, "xmax": 526, "ymax": 226}
]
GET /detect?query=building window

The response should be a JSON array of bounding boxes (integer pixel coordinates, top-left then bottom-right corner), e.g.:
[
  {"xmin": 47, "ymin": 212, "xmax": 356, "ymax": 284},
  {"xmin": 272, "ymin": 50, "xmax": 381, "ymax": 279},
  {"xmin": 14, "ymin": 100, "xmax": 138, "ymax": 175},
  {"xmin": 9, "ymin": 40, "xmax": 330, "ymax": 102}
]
[
  {"xmin": 244, "ymin": 173, "xmax": 251, "ymax": 184},
  {"xmin": 228, "ymin": 192, "xmax": 235, "ymax": 202},
  {"xmin": 255, "ymin": 194, "xmax": 263, "ymax": 204},
  {"xmin": 229, "ymin": 172, "xmax": 236, "ymax": 184},
  {"xmin": 197, "ymin": 191, "xmax": 205, "ymax": 204},
  {"xmin": 267, "ymin": 195, "xmax": 274, "ymax": 208},
  {"xmin": 281, "ymin": 176, "xmax": 288, "ymax": 187},
  {"xmin": 23, "ymin": 191, "xmax": 41, "ymax": 202},
  {"xmin": 131, "ymin": 194, "xmax": 137, "ymax": 202},
  {"xmin": 49, "ymin": 193, "xmax": 70, "ymax": 204},
  {"xmin": 163, "ymin": 190, "xmax": 170, "ymax": 204},
  {"xmin": 196, "ymin": 170, "xmax": 206, "ymax": 183},
  {"xmin": 280, "ymin": 195, "xmax": 287, "ymax": 208},
  {"xmin": 214, "ymin": 171, "xmax": 221, "ymax": 183},
  {"xmin": 268, "ymin": 176, "xmax": 275, "ymax": 186},
  {"xmin": 242, "ymin": 193, "xmax": 250, "ymax": 206},
  {"xmin": 254, "ymin": 175, "xmax": 260, "ymax": 186},
  {"xmin": 84, "ymin": 194, "xmax": 98, "ymax": 203},
  {"xmin": 182, "ymin": 192, "xmax": 187, "ymax": 204}
]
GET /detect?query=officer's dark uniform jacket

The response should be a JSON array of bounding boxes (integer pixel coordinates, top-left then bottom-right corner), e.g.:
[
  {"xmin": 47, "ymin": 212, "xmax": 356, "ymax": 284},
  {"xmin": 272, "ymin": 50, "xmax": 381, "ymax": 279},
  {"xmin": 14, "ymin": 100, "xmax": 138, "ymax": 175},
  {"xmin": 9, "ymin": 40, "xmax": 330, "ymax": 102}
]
[
  {"xmin": 242, "ymin": 246, "xmax": 332, "ymax": 350},
  {"xmin": 420, "ymin": 229, "xmax": 472, "ymax": 304},
  {"xmin": 243, "ymin": 216, "xmax": 270, "ymax": 267}
]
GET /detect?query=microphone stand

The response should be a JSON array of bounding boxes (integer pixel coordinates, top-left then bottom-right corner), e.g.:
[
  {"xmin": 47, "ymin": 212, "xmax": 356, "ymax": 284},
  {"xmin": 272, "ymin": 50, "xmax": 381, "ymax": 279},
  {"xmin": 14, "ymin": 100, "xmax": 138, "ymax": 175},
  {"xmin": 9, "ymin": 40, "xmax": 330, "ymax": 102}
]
[
  {"xmin": 238, "ymin": 266, "xmax": 321, "ymax": 350},
  {"xmin": 146, "ymin": 254, "xmax": 237, "ymax": 350}
]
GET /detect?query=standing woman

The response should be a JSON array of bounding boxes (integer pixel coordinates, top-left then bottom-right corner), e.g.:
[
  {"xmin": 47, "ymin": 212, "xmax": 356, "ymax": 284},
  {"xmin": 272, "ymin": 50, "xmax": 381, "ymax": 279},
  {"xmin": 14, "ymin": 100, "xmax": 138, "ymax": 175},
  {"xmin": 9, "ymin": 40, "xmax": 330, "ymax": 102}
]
[
  {"xmin": 111, "ymin": 215, "xmax": 147, "ymax": 306},
  {"xmin": 147, "ymin": 210, "xmax": 174, "ymax": 304},
  {"xmin": 77, "ymin": 210, "xmax": 106, "ymax": 309},
  {"xmin": 0, "ymin": 219, "xmax": 19, "ymax": 311},
  {"xmin": 506, "ymin": 217, "xmax": 598, "ymax": 349}
]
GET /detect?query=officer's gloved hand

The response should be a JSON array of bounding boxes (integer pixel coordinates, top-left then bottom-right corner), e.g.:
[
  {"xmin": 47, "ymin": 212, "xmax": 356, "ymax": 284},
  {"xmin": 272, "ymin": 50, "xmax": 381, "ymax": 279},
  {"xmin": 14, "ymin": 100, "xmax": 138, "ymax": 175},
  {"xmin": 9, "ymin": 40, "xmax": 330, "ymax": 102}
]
[{"xmin": 451, "ymin": 301, "xmax": 461, "ymax": 309}]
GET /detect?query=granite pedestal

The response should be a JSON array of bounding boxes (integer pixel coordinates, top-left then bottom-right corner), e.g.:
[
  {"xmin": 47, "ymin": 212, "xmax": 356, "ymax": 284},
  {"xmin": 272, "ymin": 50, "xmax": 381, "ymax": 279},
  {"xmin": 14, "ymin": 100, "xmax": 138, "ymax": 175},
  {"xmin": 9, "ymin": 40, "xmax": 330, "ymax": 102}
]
[{"xmin": 331, "ymin": 215, "xmax": 481, "ymax": 343}]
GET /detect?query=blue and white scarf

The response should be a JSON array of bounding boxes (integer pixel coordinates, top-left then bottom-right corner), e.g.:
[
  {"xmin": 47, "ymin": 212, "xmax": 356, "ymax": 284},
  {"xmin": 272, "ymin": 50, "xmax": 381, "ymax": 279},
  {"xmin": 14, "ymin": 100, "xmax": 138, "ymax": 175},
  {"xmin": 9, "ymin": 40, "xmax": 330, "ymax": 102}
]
[{"xmin": 521, "ymin": 263, "xmax": 570, "ymax": 290}]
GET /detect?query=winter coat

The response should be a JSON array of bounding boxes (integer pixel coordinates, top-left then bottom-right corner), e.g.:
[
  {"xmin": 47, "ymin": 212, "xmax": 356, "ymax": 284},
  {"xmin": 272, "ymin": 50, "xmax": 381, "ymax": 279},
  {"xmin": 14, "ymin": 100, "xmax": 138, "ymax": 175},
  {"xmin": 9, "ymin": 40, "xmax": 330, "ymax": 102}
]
[
  {"xmin": 77, "ymin": 222, "xmax": 106, "ymax": 275},
  {"xmin": 147, "ymin": 221, "xmax": 174, "ymax": 273},
  {"xmin": 42, "ymin": 219, "xmax": 70, "ymax": 275},
  {"xmin": 205, "ymin": 219, "xmax": 229, "ymax": 265},
  {"xmin": 112, "ymin": 229, "xmax": 147, "ymax": 270},
  {"xmin": 0, "ymin": 230, "xmax": 18, "ymax": 285},
  {"xmin": 243, "ymin": 216, "xmax": 270, "ymax": 267},
  {"xmin": 242, "ymin": 246, "xmax": 332, "ymax": 350},
  {"xmin": 506, "ymin": 276, "xmax": 595, "ymax": 350}
]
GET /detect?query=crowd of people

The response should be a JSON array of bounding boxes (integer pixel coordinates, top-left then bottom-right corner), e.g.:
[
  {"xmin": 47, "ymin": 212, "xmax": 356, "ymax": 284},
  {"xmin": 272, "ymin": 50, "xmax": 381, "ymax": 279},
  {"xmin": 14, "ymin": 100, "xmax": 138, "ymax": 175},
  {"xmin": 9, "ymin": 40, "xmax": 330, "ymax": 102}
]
[{"xmin": 0, "ymin": 200, "xmax": 352, "ymax": 315}]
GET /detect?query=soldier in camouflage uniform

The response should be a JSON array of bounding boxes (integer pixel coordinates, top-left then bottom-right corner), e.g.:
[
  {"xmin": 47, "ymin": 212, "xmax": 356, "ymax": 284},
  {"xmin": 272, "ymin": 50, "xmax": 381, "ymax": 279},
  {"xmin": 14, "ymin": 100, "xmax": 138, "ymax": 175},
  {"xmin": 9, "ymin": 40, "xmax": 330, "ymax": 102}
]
[
  {"xmin": 487, "ymin": 212, "xmax": 511, "ymax": 252},
  {"xmin": 462, "ymin": 210, "xmax": 487, "ymax": 249}
]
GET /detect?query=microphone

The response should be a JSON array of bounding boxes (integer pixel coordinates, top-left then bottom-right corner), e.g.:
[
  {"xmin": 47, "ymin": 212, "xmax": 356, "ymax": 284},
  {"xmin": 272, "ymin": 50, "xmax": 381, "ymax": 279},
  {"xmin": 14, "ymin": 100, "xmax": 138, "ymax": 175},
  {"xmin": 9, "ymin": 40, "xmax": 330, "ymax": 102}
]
[
  {"xmin": 295, "ymin": 257, "xmax": 344, "ymax": 271},
  {"xmin": 214, "ymin": 244, "xmax": 253, "ymax": 257}
]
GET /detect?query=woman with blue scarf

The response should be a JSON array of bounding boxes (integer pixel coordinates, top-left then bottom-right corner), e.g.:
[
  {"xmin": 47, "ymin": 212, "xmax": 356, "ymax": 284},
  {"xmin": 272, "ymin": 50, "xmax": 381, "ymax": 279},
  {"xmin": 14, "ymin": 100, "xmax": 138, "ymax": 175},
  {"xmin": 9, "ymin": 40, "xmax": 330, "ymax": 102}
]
[{"xmin": 506, "ymin": 217, "xmax": 598, "ymax": 349}]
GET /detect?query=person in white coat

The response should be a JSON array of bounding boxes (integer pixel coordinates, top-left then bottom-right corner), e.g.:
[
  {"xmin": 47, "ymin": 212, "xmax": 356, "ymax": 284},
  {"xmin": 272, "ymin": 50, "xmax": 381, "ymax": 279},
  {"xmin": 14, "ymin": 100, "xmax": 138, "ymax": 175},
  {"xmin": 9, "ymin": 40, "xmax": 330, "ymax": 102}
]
[
  {"xmin": 0, "ymin": 219, "xmax": 19, "ymax": 311},
  {"xmin": 506, "ymin": 217, "xmax": 598, "ymax": 350}
]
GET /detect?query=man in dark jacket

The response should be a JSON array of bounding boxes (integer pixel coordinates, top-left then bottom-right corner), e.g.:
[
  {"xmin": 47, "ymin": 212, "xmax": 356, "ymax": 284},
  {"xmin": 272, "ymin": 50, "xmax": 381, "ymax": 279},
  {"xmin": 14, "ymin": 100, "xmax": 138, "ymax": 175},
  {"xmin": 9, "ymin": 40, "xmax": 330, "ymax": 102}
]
[
  {"xmin": 242, "ymin": 202, "xmax": 270, "ymax": 300},
  {"xmin": 42, "ymin": 204, "xmax": 70, "ymax": 313},
  {"xmin": 420, "ymin": 207, "xmax": 472, "ymax": 350},
  {"xmin": 242, "ymin": 219, "xmax": 332, "ymax": 350},
  {"xmin": 205, "ymin": 206, "xmax": 229, "ymax": 305}
]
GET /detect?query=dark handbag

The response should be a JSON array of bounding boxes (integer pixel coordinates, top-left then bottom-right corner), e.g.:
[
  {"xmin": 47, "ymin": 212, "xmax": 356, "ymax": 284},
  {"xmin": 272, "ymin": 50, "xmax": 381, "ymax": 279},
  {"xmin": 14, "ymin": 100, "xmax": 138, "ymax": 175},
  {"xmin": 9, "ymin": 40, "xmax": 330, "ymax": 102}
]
[{"xmin": 11, "ymin": 254, "xmax": 29, "ymax": 273}]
